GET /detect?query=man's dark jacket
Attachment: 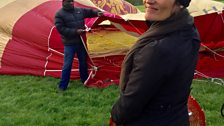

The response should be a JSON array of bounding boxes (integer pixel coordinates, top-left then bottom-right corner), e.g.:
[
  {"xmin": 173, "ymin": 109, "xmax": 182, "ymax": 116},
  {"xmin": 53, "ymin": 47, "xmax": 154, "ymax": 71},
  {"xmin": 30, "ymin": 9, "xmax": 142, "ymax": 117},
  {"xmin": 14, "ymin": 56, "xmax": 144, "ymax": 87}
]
[
  {"xmin": 111, "ymin": 10, "xmax": 200, "ymax": 126},
  {"xmin": 55, "ymin": 7, "xmax": 99, "ymax": 45}
]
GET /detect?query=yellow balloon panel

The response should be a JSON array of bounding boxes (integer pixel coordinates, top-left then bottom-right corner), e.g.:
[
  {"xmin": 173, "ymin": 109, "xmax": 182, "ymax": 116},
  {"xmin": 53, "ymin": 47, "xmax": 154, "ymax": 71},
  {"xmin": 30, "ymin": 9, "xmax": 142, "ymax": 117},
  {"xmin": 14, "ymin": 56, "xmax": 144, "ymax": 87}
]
[{"xmin": 87, "ymin": 30, "xmax": 137, "ymax": 57}]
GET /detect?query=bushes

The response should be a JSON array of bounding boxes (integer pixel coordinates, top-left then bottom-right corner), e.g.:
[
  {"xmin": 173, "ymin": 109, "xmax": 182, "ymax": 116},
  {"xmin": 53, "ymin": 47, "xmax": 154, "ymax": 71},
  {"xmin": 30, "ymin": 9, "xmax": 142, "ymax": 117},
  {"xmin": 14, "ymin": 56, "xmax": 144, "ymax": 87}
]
[{"xmin": 125, "ymin": 0, "xmax": 143, "ymax": 5}]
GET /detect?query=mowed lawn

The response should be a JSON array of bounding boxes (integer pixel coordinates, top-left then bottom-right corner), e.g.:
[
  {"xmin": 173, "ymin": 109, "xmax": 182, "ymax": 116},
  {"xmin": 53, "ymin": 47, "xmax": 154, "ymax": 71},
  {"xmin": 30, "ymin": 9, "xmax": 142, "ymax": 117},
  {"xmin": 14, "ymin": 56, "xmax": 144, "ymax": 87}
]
[
  {"xmin": 0, "ymin": 75, "xmax": 119, "ymax": 126},
  {"xmin": 217, "ymin": 0, "xmax": 224, "ymax": 2},
  {"xmin": 0, "ymin": 75, "xmax": 224, "ymax": 126}
]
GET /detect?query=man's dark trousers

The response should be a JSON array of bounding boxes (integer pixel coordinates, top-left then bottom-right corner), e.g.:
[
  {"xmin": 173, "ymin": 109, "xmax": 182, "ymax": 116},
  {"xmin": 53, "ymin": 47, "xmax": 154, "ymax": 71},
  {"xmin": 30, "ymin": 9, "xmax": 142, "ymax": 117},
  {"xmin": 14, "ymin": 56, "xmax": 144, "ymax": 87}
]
[{"xmin": 59, "ymin": 44, "xmax": 88, "ymax": 90}]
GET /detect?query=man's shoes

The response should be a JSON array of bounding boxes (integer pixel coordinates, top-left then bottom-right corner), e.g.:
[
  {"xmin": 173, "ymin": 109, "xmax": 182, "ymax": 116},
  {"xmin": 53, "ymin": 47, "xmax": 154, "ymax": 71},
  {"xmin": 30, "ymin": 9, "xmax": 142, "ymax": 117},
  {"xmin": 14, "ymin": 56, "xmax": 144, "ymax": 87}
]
[
  {"xmin": 56, "ymin": 82, "xmax": 66, "ymax": 92},
  {"xmin": 56, "ymin": 87, "xmax": 66, "ymax": 93}
]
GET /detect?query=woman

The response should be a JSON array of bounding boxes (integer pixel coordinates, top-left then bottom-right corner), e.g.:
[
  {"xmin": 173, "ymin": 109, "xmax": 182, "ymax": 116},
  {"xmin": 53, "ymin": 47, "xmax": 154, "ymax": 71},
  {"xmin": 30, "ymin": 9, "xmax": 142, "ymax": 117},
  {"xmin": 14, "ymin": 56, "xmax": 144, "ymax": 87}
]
[{"xmin": 111, "ymin": 0, "xmax": 200, "ymax": 125}]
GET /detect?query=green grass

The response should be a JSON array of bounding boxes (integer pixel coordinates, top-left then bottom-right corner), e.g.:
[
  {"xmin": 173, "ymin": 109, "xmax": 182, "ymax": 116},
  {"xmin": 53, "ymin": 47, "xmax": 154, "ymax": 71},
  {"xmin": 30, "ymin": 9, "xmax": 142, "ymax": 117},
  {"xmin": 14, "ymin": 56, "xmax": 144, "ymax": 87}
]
[
  {"xmin": 136, "ymin": 5, "xmax": 144, "ymax": 12},
  {"xmin": 0, "ymin": 75, "xmax": 119, "ymax": 126},
  {"xmin": 0, "ymin": 75, "xmax": 224, "ymax": 126},
  {"xmin": 216, "ymin": 0, "xmax": 224, "ymax": 2},
  {"xmin": 191, "ymin": 79, "xmax": 224, "ymax": 126}
]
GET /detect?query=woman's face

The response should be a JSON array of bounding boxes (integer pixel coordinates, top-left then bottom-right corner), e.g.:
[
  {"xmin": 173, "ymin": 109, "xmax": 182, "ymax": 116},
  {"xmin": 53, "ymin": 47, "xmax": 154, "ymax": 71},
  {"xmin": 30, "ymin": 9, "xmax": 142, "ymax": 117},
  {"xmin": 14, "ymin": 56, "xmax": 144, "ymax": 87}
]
[{"xmin": 143, "ymin": 0, "xmax": 180, "ymax": 21}]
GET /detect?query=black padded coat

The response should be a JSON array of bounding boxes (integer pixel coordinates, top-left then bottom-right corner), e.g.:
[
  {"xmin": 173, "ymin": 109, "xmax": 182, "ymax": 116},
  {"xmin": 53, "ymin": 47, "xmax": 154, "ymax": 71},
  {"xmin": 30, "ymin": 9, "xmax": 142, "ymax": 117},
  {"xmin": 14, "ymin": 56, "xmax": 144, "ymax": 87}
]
[{"xmin": 55, "ymin": 7, "xmax": 99, "ymax": 45}]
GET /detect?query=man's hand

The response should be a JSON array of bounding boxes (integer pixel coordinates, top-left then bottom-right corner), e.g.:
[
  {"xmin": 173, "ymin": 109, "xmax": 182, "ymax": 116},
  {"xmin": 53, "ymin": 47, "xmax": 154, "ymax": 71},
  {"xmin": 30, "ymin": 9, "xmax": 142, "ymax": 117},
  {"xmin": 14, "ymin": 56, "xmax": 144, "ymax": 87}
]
[
  {"xmin": 76, "ymin": 29, "xmax": 85, "ymax": 35},
  {"xmin": 97, "ymin": 11, "xmax": 104, "ymax": 17}
]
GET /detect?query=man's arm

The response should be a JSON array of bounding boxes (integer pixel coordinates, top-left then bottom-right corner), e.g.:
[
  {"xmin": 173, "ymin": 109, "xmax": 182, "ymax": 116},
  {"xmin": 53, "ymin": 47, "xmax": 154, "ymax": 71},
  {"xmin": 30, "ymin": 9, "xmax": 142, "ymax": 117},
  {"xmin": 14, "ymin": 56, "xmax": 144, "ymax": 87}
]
[{"xmin": 83, "ymin": 8, "xmax": 103, "ymax": 18}]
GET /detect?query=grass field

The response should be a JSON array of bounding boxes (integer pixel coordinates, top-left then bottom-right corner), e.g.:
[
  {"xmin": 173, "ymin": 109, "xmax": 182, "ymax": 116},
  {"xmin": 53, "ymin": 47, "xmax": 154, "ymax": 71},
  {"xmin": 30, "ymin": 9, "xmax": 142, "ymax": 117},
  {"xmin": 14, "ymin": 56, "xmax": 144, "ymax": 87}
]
[
  {"xmin": 0, "ymin": 75, "xmax": 224, "ymax": 126},
  {"xmin": 136, "ymin": 5, "xmax": 145, "ymax": 12},
  {"xmin": 0, "ymin": 75, "xmax": 119, "ymax": 126},
  {"xmin": 217, "ymin": 0, "xmax": 224, "ymax": 2}
]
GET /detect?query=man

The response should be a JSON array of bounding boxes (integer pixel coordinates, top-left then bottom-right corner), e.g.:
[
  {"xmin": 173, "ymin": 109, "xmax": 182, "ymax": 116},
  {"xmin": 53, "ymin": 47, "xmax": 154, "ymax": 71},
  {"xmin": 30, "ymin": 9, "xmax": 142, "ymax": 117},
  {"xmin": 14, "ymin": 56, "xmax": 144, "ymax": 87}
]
[{"xmin": 55, "ymin": 0, "xmax": 103, "ymax": 91}]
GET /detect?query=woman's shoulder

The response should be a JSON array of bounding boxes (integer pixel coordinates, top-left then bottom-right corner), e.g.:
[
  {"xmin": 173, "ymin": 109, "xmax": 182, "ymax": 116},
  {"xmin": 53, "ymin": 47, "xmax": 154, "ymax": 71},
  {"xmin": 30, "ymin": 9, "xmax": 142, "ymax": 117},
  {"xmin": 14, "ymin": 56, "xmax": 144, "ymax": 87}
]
[{"xmin": 158, "ymin": 28, "xmax": 196, "ymax": 46}]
